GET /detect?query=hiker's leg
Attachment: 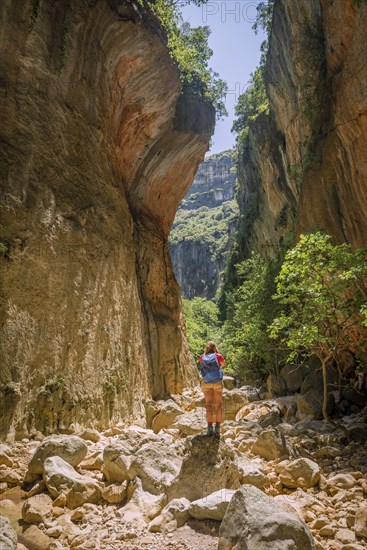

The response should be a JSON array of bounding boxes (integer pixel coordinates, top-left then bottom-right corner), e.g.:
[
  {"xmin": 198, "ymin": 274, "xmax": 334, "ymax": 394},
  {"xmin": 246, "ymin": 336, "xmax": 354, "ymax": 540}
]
[
  {"xmin": 203, "ymin": 387, "xmax": 214, "ymax": 424},
  {"xmin": 213, "ymin": 387, "xmax": 223, "ymax": 424}
]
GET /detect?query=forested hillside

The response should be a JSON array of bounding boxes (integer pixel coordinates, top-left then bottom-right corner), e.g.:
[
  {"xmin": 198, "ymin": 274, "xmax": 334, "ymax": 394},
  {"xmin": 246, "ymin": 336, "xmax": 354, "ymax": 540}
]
[{"xmin": 169, "ymin": 150, "xmax": 238, "ymax": 299}]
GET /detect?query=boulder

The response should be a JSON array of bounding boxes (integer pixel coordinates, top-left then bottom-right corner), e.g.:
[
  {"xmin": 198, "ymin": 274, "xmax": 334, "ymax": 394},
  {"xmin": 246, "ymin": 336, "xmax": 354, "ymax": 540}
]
[
  {"xmin": 274, "ymin": 495, "xmax": 306, "ymax": 520},
  {"xmin": 252, "ymin": 429, "xmax": 288, "ymax": 461},
  {"xmin": 0, "ymin": 452, "xmax": 13, "ymax": 468},
  {"xmin": 144, "ymin": 399, "xmax": 160, "ymax": 429},
  {"xmin": 355, "ymin": 505, "xmax": 367, "ymax": 539},
  {"xmin": 22, "ymin": 494, "xmax": 53, "ymax": 524},
  {"xmin": 278, "ymin": 458, "xmax": 320, "ymax": 489},
  {"xmin": 218, "ymin": 485, "xmax": 315, "ymax": 550},
  {"xmin": 27, "ymin": 435, "xmax": 88, "ymax": 475},
  {"xmin": 0, "ymin": 516, "xmax": 17, "ymax": 550},
  {"xmin": 78, "ymin": 428, "xmax": 100, "ymax": 442},
  {"xmin": 43, "ymin": 456, "xmax": 101, "ymax": 509},
  {"xmin": 300, "ymin": 364, "xmax": 338, "ymax": 395},
  {"xmin": 237, "ymin": 386, "xmax": 261, "ymax": 403},
  {"xmin": 347, "ymin": 420, "xmax": 367, "ymax": 443},
  {"xmin": 297, "ymin": 391, "xmax": 334, "ymax": 421},
  {"xmin": 117, "ymin": 477, "xmax": 166, "ymax": 529},
  {"xmin": 267, "ymin": 374, "xmax": 286, "ymax": 397},
  {"xmin": 0, "ymin": 501, "xmax": 19, "ymax": 530},
  {"xmin": 19, "ymin": 525, "xmax": 52, "ymax": 549},
  {"xmin": 342, "ymin": 388, "xmax": 366, "ymax": 408},
  {"xmin": 189, "ymin": 489, "xmax": 236, "ymax": 520},
  {"xmin": 171, "ymin": 408, "xmax": 207, "ymax": 436},
  {"xmin": 258, "ymin": 410, "xmax": 282, "ymax": 428},
  {"xmin": 25, "ymin": 480, "xmax": 47, "ymax": 498},
  {"xmin": 222, "ymin": 389, "xmax": 250, "ymax": 420},
  {"xmin": 148, "ymin": 498, "xmax": 190, "ymax": 533},
  {"xmin": 130, "ymin": 441, "xmax": 182, "ymax": 495},
  {"xmin": 167, "ymin": 435, "xmax": 240, "ymax": 501},
  {"xmin": 101, "ymin": 481, "xmax": 128, "ymax": 504},
  {"xmin": 80, "ymin": 452, "xmax": 103, "ymax": 471},
  {"xmin": 0, "ymin": 471, "xmax": 21, "ymax": 484},
  {"xmin": 151, "ymin": 400, "xmax": 184, "ymax": 433},
  {"xmin": 223, "ymin": 376, "xmax": 235, "ymax": 390},
  {"xmin": 102, "ymin": 442, "xmax": 134, "ymax": 483},
  {"xmin": 280, "ymin": 364, "xmax": 309, "ymax": 394},
  {"xmin": 236, "ymin": 459, "xmax": 265, "ymax": 489},
  {"xmin": 325, "ymin": 473, "xmax": 357, "ymax": 492},
  {"xmin": 236, "ymin": 401, "xmax": 282, "ymax": 424}
]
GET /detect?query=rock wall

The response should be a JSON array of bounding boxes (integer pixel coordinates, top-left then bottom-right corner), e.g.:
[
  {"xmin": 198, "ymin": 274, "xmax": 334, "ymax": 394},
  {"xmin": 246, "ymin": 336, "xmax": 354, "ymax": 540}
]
[
  {"xmin": 0, "ymin": 0, "xmax": 214, "ymax": 438},
  {"xmin": 237, "ymin": 0, "xmax": 367, "ymax": 258},
  {"xmin": 169, "ymin": 151, "xmax": 238, "ymax": 299}
]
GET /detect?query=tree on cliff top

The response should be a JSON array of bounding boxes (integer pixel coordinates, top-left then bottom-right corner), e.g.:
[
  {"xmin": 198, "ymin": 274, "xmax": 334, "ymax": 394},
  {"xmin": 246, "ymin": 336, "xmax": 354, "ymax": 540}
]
[
  {"xmin": 269, "ymin": 232, "xmax": 367, "ymax": 424},
  {"xmin": 148, "ymin": 0, "xmax": 227, "ymax": 118}
]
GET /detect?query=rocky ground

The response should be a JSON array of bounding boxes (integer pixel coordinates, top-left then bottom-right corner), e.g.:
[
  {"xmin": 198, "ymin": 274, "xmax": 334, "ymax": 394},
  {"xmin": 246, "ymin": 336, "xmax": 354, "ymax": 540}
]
[{"xmin": 0, "ymin": 385, "xmax": 366, "ymax": 550}]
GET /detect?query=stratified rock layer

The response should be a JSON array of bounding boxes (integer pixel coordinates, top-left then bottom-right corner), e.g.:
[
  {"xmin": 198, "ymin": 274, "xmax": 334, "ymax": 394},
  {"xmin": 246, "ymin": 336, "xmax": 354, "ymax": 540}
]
[{"xmin": 0, "ymin": 0, "xmax": 214, "ymax": 437}]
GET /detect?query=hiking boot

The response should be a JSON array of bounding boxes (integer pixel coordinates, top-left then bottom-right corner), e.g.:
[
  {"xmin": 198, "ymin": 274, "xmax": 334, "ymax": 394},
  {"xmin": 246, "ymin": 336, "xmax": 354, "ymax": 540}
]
[
  {"xmin": 206, "ymin": 424, "xmax": 214, "ymax": 436},
  {"xmin": 214, "ymin": 424, "xmax": 220, "ymax": 438}
]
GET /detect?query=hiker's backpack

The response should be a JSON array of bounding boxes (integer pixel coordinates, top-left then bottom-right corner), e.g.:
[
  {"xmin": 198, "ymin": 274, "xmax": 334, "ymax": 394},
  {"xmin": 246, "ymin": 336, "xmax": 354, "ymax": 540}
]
[{"xmin": 200, "ymin": 353, "xmax": 223, "ymax": 383}]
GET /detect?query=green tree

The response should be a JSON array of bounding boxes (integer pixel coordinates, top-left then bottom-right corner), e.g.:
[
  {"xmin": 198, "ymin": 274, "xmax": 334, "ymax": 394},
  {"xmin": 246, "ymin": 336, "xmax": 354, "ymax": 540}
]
[
  {"xmin": 232, "ymin": 65, "xmax": 269, "ymax": 146},
  {"xmin": 149, "ymin": 0, "xmax": 227, "ymax": 118},
  {"xmin": 252, "ymin": 0, "xmax": 275, "ymax": 36},
  {"xmin": 183, "ymin": 298, "xmax": 221, "ymax": 361},
  {"xmin": 221, "ymin": 253, "xmax": 284, "ymax": 382},
  {"xmin": 269, "ymin": 232, "xmax": 367, "ymax": 424}
]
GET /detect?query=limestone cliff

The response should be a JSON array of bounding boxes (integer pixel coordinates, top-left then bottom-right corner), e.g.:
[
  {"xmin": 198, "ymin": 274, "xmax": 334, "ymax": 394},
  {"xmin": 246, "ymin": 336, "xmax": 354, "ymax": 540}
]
[
  {"xmin": 236, "ymin": 0, "xmax": 367, "ymax": 258},
  {"xmin": 169, "ymin": 151, "xmax": 238, "ymax": 299},
  {"xmin": 0, "ymin": 0, "xmax": 214, "ymax": 437}
]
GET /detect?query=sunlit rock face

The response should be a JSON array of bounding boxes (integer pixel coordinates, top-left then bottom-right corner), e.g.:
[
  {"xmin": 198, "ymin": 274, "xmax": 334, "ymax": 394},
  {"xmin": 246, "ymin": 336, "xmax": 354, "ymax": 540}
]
[
  {"xmin": 237, "ymin": 0, "xmax": 367, "ymax": 257},
  {"xmin": 0, "ymin": 0, "xmax": 214, "ymax": 437}
]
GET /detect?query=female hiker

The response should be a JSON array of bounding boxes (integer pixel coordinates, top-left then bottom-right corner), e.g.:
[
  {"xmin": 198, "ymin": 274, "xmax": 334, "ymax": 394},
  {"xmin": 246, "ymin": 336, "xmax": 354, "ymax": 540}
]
[{"xmin": 199, "ymin": 340, "xmax": 225, "ymax": 438}]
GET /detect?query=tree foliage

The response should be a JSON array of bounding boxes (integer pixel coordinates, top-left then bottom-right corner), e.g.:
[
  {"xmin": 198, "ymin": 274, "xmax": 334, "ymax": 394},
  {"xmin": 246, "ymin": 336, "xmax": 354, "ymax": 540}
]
[
  {"xmin": 183, "ymin": 298, "xmax": 222, "ymax": 361},
  {"xmin": 232, "ymin": 65, "xmax": 269, "ymax": 145},
  {"xmin": 269, "ymin": 232, "xmax": 367, "ymax": 420},
  {"xmin": 231, "ymin": 1, "xmax": 273, "ymax": 147},
  {"xmin": 252, "ymin": 0, "xmax": 275, "ymax": 36},
  {"xmin": 148, "ymin": 0, "xmax": 228, "ymax": 118},
  {"xmin": 221, "ymin": 253, "xmax": 284, "ymax": 382}
]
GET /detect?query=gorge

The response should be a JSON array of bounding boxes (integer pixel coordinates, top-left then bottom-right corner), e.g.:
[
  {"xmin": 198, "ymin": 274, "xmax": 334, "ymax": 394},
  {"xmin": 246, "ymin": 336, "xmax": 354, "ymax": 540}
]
[{"xmin": 1, "ymin": 1, "xmax": 367, "ymax": 549}]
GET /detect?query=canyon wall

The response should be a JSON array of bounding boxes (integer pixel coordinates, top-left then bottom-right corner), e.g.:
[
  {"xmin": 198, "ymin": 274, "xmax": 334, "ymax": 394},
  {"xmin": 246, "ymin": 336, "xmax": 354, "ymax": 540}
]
[
  {"xmin": 0, "ymin": 0, "xmax": 214, "ymax": 438},
  {"xmin": 169, "ymin": 151, "xmax": 238, "ymax": 299},
  {"xmin": 237, "ymin": 0, "xmax": 367, "ymax": 258}
]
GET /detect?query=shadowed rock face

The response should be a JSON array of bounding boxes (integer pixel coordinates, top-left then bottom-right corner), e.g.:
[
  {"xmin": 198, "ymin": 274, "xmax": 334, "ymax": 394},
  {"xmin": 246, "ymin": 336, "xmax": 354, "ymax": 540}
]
[
  {"xmin": 237, "ymin": 0, "xmax": 367, "ymax": 257},
  {"xmin": 0, "ymin": 0, "xmax": 214, "ymax": 437}
]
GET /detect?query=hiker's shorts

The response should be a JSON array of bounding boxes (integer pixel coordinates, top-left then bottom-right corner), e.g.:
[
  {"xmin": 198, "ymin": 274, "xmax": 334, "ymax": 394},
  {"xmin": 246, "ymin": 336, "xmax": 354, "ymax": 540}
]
[{"xmin": 201, "ymin": 381, "xmax": 223, "ymax": 391}]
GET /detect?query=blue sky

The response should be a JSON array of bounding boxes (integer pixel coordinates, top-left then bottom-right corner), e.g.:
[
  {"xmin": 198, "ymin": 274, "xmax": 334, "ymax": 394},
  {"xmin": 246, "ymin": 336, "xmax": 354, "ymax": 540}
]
[{"xmin": 180, "ymin": 1, "xmax": 265, "ymax": 155}]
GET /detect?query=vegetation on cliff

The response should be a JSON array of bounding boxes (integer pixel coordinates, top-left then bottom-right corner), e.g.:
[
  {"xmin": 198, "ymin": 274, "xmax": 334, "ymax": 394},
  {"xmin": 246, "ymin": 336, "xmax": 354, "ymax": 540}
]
[
  {"xmin": 169, "ymin": 150, "xmax": 238, "ymax": 299},
  {"xmin": 170, "ymin": 201, "xmax": 238, "ymax": 255},
  {"xmin": 184, "ymin": 232, "xmax": 367, "ymax": 396},
  {"xmin": 269, "ymin": 232, "xmax": 367, "ymax": 418},
  {"xmin": 147, "ymin": 0, "xmax": 227, "ymax": 118}
]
